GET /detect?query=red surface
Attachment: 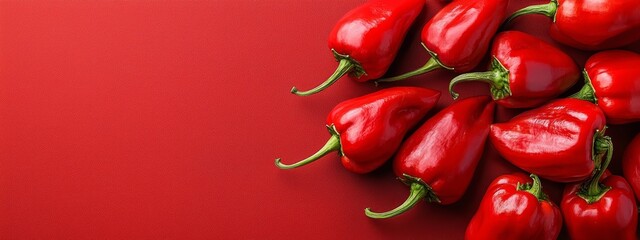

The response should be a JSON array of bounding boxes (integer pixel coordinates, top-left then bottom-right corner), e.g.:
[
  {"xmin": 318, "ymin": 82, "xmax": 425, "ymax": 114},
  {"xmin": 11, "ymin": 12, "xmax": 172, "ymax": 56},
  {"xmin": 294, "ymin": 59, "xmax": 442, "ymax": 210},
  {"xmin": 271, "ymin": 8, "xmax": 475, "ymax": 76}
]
[{"xmin": 0, "ymin": 0, "xmax": 638, "ymax": 239}]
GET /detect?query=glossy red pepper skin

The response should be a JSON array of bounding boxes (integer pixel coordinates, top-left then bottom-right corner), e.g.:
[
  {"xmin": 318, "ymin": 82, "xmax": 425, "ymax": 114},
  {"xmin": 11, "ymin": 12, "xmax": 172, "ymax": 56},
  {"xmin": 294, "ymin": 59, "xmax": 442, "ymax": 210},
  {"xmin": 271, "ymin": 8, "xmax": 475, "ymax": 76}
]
[
  {"xmin": 329, "ymin": 0, "xmax": 423, "ymax": 81},
  {"xmin": 623, "ymin": 133, "xmax": 640, "ymax": 202},
  {"xmin": 490, "ymin": 98, "xmax": 607, "ymax": 182},
  {"xmin": 506, "ymin": 0, "xmax": 640, "ymax": 50},
  {"xmin": 572, "ymin": 50, "xmax": 640, "ymax": 124},
  {"xmin": 422, "ymin": 0, "xmax": 508, "ymax": 72},
  {"xmin": 276, "ymin": 87, "xmax": 440, "ymax": 173},
  {"xmin": 378, "ymin": 0, "xmax": 508, "ymax": 82},
  {"xmin": 365, "ymin": 96, "xmax": 495, "ymax": 218},
  {"xmin": 465, "ymin": 173, "xmax": 562, "ymax": 240},
  {"xmin": 449, "ymin": 31, "xmax": 579, "ymax": 108},
  {"xmin": 291, "ymin": 0, "xmax": 424, "ymax": 96},
  {"xmin": 562, "ymin": 174, "xmax": 638, "ymax": 240}
]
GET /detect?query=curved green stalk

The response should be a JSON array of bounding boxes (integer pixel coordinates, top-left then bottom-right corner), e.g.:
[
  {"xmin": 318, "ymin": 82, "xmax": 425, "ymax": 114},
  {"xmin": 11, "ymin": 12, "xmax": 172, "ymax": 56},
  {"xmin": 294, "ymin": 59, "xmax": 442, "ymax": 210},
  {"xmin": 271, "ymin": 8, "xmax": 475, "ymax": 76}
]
[
  {"xmin": 504, "ymin": 0, "xmax": 558, "ymax": 27},
  {"xmin": 449, "ymin": 57, "xmax": 510, "ymax": 100},
  {"xmin": 569, "ymin": 70, "xmax": 597, "ymax": 103},
  {"xmin": 578, "ymin": 132, "xmax": 613, "ymax": 204},
  {"xmin": 518, "ymin": 174, "xmax": 548, "ymax": 201},
  {"xmin": 376, "ymin": 43, "xmax": 450, "ymax": 83},
  {"xmin": 364, "ymin": 182, "xmax": 427, "ymax": 219},
  {"xmin": 275, "ymin": 134, "xmax": 340, "ymax": 169},
  {"xmin": 376, "ymin": 57, "xmax": 442, "ymax": 83},
  {"xmin": 291, "ymin": 58, "xmax": 354, "ymax": 96},
  {"xmin": 365, "ymin": 175, "xmax": 440, "ymax": 219}
]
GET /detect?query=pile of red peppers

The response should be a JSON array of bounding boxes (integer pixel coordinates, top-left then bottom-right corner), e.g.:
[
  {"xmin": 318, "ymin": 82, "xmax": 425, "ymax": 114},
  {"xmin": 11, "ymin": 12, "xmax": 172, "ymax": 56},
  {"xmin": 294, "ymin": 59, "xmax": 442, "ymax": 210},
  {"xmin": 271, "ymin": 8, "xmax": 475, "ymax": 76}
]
[{"xmin": 279, "ymin": 0, "xmax": 640, "ymax": 238}]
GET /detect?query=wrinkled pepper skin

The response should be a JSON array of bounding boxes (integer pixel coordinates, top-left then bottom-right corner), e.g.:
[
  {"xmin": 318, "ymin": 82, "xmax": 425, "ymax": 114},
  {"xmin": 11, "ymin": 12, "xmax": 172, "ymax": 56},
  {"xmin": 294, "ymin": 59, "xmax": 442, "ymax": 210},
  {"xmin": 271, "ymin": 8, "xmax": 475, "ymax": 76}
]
[
  {"xmin": 291, "ymin": 0, "xmax": 424, "ymax": 96},
  {"xmin": 276, "ymin": 87, "xmax": 440, "ymax": 173},
  {"xmin": 379, "ymin": 0, "xmax": 508, "ymax": 82},
  {"xmin": 365, "ymin": 96, "xmax": 495, "ymax": 218},
  {"xmin": 449, "ymin": 31, "xmax": 579, "ymax": 108},
  {"xmin": 562, "ymin": 174, "xmax": 638, "ymax": 240},
  {"xmin": 490, "ymin": 98, "xmax": 607, "ymax": 182},
  {"xmin": 623, "ymin": 133, "xmax": 640, "ymax": 202},
  {"xmin": 572, "ymin": 50, "xmax": 640, "ymax": 124},
  {"xmin": 507, "ymin": 0, "xmax": 640, "ymax": 50},
  {"xmin": 465, "ymin": 173, "xmax": 562, "ymax": 240}
]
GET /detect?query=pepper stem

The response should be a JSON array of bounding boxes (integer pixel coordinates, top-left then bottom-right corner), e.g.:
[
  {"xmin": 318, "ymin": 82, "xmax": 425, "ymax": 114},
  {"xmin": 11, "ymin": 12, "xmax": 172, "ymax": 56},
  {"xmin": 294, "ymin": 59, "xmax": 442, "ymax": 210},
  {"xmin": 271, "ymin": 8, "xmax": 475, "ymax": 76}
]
[
  {"xmin": 569, "ymin": 70, "xmax": 597, "ymax": 103},
  {"xmin": 376, "ymin": 43, "xmax": 452, "ymax": 83},
  {"xmin": 275, "ymin": 134, "xmax": 340, "ymax": 169},
  {"xmin": 578, "ymin": 131, "xmax": 613, "ymax": 204},
  {"xmin": 364, "ymin": 182, "xmax": 426, "ymax": 219},
  {"xmin": 518, "ymin": 174, "xmax": 547, "ymax": 201},
  {"xmin": 449, "ymin": 57, "xmax": 510, "ymax": 100},
  {"xmin": 291, "ymin": 58, "xmax": 354, "ymax": 96},
  {"xmin": 588, "ymin": 136, "xmax": 613, "ymax": 194},
  {"xmin": 504, "ymin": 0, "xmax": 558, "ymax": 26},
  {"xmin": 364, "ymin": 174, "xmax": 440, "ymax": 219},
  {"xmin": 376, "ymin": 57, "xmax": 442, "ymax": 83}
]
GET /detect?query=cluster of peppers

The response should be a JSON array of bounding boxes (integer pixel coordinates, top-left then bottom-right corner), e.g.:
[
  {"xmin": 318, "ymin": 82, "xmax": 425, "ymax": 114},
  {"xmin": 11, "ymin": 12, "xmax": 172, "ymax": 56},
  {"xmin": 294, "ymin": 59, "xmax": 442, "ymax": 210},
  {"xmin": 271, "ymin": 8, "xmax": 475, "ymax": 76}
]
[{"xmin": 278, "ymin": 0, "xmax": 640, "ymax": 238}]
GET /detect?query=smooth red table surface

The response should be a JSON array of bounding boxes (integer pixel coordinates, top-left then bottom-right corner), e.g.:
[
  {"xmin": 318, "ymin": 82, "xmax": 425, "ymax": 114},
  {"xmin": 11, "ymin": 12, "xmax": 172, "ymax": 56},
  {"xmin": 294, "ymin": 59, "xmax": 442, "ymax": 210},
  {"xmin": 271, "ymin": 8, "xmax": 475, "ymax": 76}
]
[{"xmin": 1, "ymin": 0, "xmax": 639, "ymax": 239}]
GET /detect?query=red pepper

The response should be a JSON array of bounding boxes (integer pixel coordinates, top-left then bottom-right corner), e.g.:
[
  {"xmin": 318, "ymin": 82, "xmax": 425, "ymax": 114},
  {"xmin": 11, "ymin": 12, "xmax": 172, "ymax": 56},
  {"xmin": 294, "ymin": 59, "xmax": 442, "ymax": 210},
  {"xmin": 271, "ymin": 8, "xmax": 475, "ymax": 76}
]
[
  {"xmin": 276, "ymin": 87, "xmax": 440, "ymax": 173},
  {"xmin": 465, "ymin": 173, "xmax": 562, "ymax": 240},
  {"xmin": 448, "ymin": 31, "xmax": 579, "ymax": 108},
  {"xmin": 378, "ymin": 0, "xmax": 508, "ymax": 82},
  {"xmin": 364, "ymin": 96, "xmax": 495, "ymax": 218},
  {"xmin": 571, "ymin": 50, "xmax": 640, "ymax": 124},
  {"xmin": 562, "ymin": 139, "xmax": 638, "ymax": 240},
  {"xmin": 290, "ymin": 0, "xmax": 424, "ymax": 96},
  {"xmin": 505, "ymin": 0, "xmax": 640, "ymax": 50},
  {"xmin": 563, "ymin": 176, "xmax": 638, "ymax": 240},
  {"xmin": 490, "ymin": 98, "xmax": 608, "ymax": 182},
  {"xmin": 623, "ymin": 132, "xmax": 640, "ymax": 202}
]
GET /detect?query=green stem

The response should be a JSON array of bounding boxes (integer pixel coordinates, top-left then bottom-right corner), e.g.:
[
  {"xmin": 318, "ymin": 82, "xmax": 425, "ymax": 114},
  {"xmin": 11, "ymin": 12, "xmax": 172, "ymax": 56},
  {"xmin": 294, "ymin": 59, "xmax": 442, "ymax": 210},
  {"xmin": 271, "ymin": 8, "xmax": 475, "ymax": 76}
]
[
  {"xmin": 569, "ymin": 84, "xmax": 596, "ymax": 102},
  {"xmin": 365, "ymin": 175, "xmax": 440, "ymax": 219},
  {"xmin": 376, "ymin": 57, "xmax": 442, "ymax": 83},
  {"xmin": 588, "ymin": 136, "xmax": 613, "ymax": 194},
  {"xmin": 569, "ymin": 70, "xmax": 597, "ymax": 103},
  {"xmin": 592, "ymin": 128, "xmax": 609, "ymax": 172},
  {"xmin": 275, "ymin": 134, "xmax": 340, "ymax": 169},
  {"xmin": 449, "ymin": 71, "xmax": 500, "ymax": 99},
  {"xmin": 504, "ymin": 0, "xmax": 558, "ymax": 27},
  {"xmin": 364, "ymin": 182, "xmax": 427, "ymax": 219},
  {"xmin": 291, "ymin": 58, "xmax": 354, "ymax": 96},
  {"xmin": 578, "ymin": 132, "xmax": 613, "ymax": 204},
  {"xmin": 519, "ymin": 174, "xmax": 547, "ymax": 200},
  {"xmin": 449, "ymin": 57, "xmax": 510, "ymax": 100}
]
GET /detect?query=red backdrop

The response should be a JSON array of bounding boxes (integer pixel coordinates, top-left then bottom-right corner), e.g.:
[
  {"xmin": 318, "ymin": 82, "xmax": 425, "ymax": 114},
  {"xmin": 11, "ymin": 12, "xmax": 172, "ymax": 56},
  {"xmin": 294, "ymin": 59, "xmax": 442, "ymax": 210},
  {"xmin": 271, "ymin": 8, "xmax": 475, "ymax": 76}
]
[{"xmin": 1, "ymin": 0, "xmax": 638, "ymax": 239}]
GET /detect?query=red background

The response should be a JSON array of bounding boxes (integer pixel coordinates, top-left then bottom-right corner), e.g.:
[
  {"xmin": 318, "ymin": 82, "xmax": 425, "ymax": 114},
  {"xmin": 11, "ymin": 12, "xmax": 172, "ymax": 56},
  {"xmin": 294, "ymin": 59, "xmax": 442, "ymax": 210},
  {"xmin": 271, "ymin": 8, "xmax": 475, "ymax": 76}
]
[{"xmin": 1, "ymin": 0, "xmax": 639, "ymax": 239}]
